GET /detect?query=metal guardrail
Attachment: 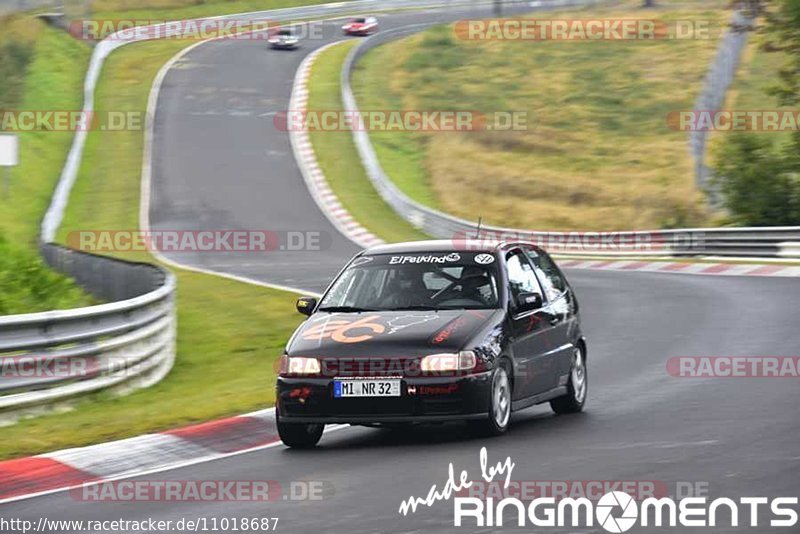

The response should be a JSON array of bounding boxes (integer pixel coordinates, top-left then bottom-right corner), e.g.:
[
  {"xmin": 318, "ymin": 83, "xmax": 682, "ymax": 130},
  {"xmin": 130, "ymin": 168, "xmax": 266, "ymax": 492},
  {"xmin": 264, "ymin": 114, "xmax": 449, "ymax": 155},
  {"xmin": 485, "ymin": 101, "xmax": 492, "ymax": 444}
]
[
  {"xmin": 342, "ymin": 13, "xmax": 800, "ymax": 259},
  {"xmin": 0, "ymin": 244, "xmax": 176, "ymax": 419},
  {"xmin": 690, "ymin": 8, "xmax": 756, "ymax": 198}
]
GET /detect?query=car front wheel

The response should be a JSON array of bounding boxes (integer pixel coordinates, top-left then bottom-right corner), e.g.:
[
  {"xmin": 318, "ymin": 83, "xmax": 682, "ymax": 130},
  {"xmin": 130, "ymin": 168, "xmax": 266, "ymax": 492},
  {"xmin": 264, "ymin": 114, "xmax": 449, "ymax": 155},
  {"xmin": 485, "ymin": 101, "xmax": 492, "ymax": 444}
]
[
  {"xmin": 277, "ymin": 411, "xmax": 324, "ymax": 448},
  {"xmin": 469, "ymin": 363, "xmax": 512, "ymax": 436}
]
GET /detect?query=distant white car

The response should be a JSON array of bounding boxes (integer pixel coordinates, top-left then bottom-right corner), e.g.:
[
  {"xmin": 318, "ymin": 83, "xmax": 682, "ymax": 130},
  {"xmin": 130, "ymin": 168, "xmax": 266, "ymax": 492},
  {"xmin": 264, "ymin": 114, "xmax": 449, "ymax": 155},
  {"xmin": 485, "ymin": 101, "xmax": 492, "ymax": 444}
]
[
  {"xmin": 268, "ymin": 27, "xmax": 300, "ymax": 49},
  {"xmin": 342, "ymin": 16, "xmax": 378, "ymax": 36}
]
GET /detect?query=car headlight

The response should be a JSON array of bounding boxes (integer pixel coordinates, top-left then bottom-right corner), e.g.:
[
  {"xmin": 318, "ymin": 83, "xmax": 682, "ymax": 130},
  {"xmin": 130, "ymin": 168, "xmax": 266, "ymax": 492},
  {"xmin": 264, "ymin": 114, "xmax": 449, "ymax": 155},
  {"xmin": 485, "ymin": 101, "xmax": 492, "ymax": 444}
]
[
  {"xmin": 281, "ymin": 356, "xmax": 321, "ymax": 375},
  {"xmin": 420, "ymin": 351, "xmax": 476, "ymax": 373}
]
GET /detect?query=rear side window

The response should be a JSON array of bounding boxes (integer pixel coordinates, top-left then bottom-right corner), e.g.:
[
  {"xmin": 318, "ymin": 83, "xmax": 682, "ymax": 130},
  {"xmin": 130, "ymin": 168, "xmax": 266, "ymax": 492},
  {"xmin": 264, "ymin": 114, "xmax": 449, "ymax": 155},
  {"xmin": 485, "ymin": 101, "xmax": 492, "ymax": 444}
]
[{"xmin": 526, "ymin": 249, "xmax": 567, "ymax": 300}]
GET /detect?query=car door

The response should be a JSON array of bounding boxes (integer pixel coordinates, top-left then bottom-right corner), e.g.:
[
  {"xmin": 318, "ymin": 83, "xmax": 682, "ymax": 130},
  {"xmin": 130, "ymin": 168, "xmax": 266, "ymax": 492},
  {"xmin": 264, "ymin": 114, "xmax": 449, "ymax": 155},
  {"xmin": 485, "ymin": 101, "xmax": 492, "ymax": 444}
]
[
  {"xmin": 526, "ymin": 247, "xmax": 577, "ymax": 390},
  {"xmin": 505, "ymin": 249, "xmax": 560, "ymax": 399}
]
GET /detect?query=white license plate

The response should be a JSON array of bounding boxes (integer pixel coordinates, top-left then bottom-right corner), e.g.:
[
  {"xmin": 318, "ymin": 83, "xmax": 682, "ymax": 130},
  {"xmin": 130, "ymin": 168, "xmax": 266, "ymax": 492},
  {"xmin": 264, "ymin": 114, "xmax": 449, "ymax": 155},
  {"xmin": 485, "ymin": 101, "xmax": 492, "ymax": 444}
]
[{"xmin": 334, "ymin": 379, "xmax": 401, "ymax": 398}]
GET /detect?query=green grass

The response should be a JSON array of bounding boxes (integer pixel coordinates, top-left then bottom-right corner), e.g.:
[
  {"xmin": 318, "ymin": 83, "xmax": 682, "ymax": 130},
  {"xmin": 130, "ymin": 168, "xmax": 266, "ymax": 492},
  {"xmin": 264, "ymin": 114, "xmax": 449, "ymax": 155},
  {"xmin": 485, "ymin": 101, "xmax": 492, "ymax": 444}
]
[
  {"xmin": 0, "ymin": 18, "xmax": 89, "ymax": 245},
  {"xmin": 0, "ymin": 17, "xmax": 94, "ymax": 312},
  {"xmin": 307, "ymin": 40, "xmax": 428, "ymax": 243},
  {"xmin": 352, "ymin": 0, "xmax": 733, "ymax": 231},
  {"xmin": 352, "ymin": 39, "xmax": 436, "ymax": 210},
  {"xmin": 709, "ymin": 26, "xmax": 795, "ymax": 153},
  {"xmin": 0, "ymin": 235, "xmax": 92, "ymax": 315},
  {"xmin": 0, "ymin": 37, "xmax": 308, "ymax": 460},
  {"xmin": 0, "ymin": 16, "xmax": 37, "ymax": 110}
]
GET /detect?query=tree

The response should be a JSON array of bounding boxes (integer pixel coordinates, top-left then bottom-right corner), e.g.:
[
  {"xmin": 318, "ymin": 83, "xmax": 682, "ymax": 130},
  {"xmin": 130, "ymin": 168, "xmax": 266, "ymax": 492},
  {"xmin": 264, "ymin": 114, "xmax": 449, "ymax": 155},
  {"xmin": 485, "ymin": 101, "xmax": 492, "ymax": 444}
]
[
  {"xmin": 761, "ymin": 0, "xmax": 800, "ymax": 106},
  {"xmin": 711, "ymin": 0, "xmax": 800, "ymax": 225},
  {"xmin": 713, "ymin": 135, "xmax": 800, "ymax": 226}
]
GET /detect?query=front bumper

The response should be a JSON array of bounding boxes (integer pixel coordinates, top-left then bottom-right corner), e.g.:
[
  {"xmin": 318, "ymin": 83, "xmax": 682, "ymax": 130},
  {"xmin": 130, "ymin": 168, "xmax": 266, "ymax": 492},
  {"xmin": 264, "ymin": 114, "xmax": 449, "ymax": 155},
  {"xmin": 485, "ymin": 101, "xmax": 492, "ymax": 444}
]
[{"xmin": 276, "ymin": 371, "xmax": 492, "ymax": 424}]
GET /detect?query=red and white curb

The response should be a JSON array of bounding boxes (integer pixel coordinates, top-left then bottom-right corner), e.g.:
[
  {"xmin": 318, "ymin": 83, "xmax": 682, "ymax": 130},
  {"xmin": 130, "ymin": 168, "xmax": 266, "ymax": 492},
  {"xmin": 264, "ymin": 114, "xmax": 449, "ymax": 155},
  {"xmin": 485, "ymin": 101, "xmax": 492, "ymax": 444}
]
[
  {"xmin": 0, "ymin": 409, "xmax": 345, "ymax": 504},
  {"xmin": 558, "ymin": 258, "xmax": 800, "ymax": 277},
  {"xmin": 289, "ymin": 42, "xmax": 384, "ymax": 250}
]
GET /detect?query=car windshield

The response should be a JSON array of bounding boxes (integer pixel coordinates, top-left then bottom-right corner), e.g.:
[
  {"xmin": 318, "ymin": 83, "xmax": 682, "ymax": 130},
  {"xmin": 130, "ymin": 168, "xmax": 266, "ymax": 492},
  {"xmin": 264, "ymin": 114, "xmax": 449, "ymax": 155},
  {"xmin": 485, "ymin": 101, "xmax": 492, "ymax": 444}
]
[
  {"xmin": 319, "ymin": 252, "xmax": 500, "ymax": 311},
  {"xmin": 353, "ymin": 18, "xmax": 366, "ymax": 23},
  {"xmin": 278, "ymin": 29, "xmax": 293, "ymax": 36}
]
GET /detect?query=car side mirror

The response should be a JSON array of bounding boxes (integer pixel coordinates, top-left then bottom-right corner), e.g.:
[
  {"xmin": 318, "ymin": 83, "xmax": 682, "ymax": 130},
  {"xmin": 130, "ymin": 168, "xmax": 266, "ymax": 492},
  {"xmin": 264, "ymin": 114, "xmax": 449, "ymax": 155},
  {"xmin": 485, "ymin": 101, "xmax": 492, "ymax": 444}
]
[
  {"xmin": 296, "ymin": 296, "xmax": 317, "ymax": 316},
  {"xmin": 516, "ymin": 292, "xmax": 542, "ymax": 313}
]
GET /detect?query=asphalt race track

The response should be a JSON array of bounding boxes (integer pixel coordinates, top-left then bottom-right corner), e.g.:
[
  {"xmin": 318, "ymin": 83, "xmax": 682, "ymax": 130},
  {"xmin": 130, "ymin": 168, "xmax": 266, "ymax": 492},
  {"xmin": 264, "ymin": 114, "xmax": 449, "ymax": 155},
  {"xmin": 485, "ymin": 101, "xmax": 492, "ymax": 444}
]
[
  {"xmin": 5, "ymin": 271, "xmax": 800, "ymax": 532},
  {"xmin": 148, "ymin": 4, "xmax": 533, "ymax": 292},
  {"xmin": 3, "ymin": 4, "xmax": 799, "ymax": 533}
]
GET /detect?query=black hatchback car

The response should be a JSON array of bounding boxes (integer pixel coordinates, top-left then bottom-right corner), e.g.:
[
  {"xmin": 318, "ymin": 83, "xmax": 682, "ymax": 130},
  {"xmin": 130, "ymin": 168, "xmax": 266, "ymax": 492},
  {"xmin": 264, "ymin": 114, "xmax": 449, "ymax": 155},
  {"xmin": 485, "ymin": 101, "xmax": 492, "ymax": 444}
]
[{"xmin": 276, "ymin": 240, "xmax": 587, "ymax": 447}]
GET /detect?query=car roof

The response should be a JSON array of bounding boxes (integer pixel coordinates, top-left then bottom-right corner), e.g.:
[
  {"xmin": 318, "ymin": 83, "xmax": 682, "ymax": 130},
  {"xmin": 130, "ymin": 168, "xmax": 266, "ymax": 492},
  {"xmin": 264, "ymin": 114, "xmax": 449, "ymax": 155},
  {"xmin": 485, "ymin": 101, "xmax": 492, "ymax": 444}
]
[{"xmin": 361, "ymin": 239, "xmax": 545, "ymax": 256}]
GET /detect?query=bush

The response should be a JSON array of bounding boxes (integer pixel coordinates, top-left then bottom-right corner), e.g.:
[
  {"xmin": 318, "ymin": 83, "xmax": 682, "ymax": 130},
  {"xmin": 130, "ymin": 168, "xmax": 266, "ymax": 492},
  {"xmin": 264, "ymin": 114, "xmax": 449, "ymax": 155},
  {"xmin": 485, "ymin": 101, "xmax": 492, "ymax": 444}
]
[
  {"xmin": 0, "ymin": 17, "xmax": 37, "ymax": 109},
  {"xmin": 0, "ymin": 235, "xmax": 92, "ymax": 315},
  {"xmin": 713, "ymin": 133, "xmax": 800, "ymax": 226}
]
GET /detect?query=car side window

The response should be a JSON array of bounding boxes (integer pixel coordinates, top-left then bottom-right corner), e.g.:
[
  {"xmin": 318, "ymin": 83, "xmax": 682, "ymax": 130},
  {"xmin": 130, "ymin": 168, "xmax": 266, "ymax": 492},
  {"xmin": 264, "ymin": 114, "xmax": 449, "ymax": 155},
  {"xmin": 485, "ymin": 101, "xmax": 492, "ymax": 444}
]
[
  {"xmin": 506, "ymin": 251, "xmax": 543, "ymax": 307},
  {"xmin": 526, "ymin": 248, "xmax": 567, "ymax": 301}
]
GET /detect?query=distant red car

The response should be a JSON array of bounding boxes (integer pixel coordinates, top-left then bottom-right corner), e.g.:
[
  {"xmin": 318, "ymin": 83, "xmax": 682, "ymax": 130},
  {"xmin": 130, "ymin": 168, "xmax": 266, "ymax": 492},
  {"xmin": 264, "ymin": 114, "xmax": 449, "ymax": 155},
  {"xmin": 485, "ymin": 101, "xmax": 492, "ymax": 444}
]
[{"xmin": 342, "ymin": 16, "xmax": 378, "ymax": 36}]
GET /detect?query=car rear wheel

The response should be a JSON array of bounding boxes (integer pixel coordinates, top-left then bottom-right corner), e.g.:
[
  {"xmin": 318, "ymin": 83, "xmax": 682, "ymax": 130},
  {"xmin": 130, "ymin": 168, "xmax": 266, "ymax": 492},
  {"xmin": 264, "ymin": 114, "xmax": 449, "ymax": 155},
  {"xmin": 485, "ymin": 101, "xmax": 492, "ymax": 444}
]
[
  {"xmin": 550, "ymin": 345, "xmax": 587, "ymax": 414},
  {"xmin": 469, "ymin": 363, "xmax": 511, "ymax": 436},
  {"xmin": 277, "ymin": 412, "xmax": 324, "ymax": 448}
]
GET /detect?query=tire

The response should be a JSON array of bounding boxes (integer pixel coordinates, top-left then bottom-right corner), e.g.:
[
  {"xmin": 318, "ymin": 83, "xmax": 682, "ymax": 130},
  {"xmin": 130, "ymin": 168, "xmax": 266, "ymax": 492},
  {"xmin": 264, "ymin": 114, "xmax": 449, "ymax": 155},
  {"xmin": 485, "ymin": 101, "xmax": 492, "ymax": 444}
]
[
  {"xmin": 468, "ymin": 362, "xmax": 512, "ymax": 437},
  {"xmin": 277, "ymin": 411, "xmax": 324, "ymax": 448},
  {"xmin": 550, "ymin": 345, "xmax": 587, "ymax": 414}
]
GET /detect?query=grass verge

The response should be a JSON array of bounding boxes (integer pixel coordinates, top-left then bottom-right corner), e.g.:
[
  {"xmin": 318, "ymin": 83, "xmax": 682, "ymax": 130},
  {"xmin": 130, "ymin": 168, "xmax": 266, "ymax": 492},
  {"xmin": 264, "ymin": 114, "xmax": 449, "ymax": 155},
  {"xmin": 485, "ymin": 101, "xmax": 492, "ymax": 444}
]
[
  {"xmin": 0, "ymin": 235, "xmax": 92, "ymax": 314},
  {"xmin": 0, "ymin": 16, "xmax": 94, "ymax": 312},
  {"xmin": 709, "ymin": 21, "xmax": 795, "ymax": 153},
  {"xmin": 306, "ymin": 40, "xmax": 427, "ymax": 243},
  {"xmin": 0, "ymin": 37, "xmax": 304, "ymax": 459},
  {"xmin": 352, "ymin": 0, "xmax": 731, "ymax": 231}
]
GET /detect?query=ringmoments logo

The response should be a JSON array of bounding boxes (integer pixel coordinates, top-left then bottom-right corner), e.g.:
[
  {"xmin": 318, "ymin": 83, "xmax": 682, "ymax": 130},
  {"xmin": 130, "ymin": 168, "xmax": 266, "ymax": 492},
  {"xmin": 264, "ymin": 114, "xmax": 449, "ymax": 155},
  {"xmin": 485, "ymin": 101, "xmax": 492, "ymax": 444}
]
[
  {"xmin": 397, "ymin": 448, "xmax": 799, "ymax": 531},
  {"xmin": 596, "ymin": 491, "xmax": 637, "ymax": 533}
]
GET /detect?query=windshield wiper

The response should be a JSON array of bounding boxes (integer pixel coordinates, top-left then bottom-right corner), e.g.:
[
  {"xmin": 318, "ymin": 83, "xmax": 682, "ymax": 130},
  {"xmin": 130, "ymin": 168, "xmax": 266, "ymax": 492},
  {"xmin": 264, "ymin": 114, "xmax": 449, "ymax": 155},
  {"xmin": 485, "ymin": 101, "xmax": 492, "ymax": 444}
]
[{"xmin": 317, "ymin": 306, "xmax": 376, "ymax": 313}]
